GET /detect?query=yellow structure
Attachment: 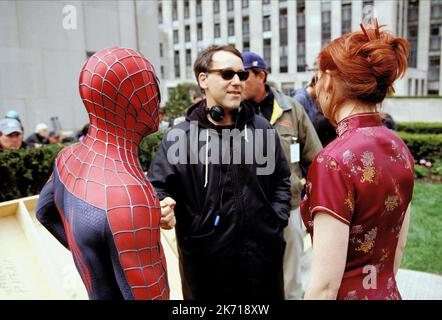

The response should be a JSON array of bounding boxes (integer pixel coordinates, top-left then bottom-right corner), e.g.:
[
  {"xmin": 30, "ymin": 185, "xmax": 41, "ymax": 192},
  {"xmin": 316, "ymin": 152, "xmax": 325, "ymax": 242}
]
[{"xmin": 0, "ymin": 195, "xmax": 183, "ymax": 300}]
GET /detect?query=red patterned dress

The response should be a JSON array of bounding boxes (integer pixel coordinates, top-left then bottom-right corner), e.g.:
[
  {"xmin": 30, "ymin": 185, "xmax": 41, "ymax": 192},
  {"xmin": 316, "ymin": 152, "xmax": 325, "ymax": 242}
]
[{"xmin": 301, "ymin": 112, "xmax": 414, "ymax": 300}]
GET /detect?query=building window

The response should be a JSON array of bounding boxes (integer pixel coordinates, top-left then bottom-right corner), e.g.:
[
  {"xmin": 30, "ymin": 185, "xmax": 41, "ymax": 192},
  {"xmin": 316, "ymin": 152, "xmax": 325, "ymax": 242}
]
[
  {"xmin": 159, "ymin": 43, "xmax": 163, "ymax": 58},
  {"xmin": 174, "ymin": 51, "xmax": 180, "ymax": 78},
  {"xmin": 428, "ymin": 56, "xmax": 440, "ymax": 82},
  {"xmin": 213, "ymin": 0, "xmax": 220, "ymax": 14},
  {"xmin": 430, "ymin": 24, "xmax": 441, "ymax": 51},
  {"xmin": 408, "ymin": 25, "xmax": 418, "ymax": 68},
  {"xmin": 172, "ymin": 0, "xmax": 178, "ymax": 21},
  {"xmin": 242, "ymin": 16, "xmax": 250, "ymax": 36},
  {"xmin": 321, "ymin": 0, "xmax": 331, "ymax": 47},
  {"xmin": 184, "ymin": 0, "xmax": 190, "ymax": 19},
  {"xmin": 341, "ymin": 2, "xmax": 352, "ymax": 34},
  {"xmin": 186, "ymin": 49, "xmax": 192, "ymax": 66},
  {"xmin": 242, "ymin": 0, "xmax": 249, "ymax": 9},
  {"xmin": 228, "ymin": 19, "xmax": 235, "ymax": 36},
  {"xmin": 227, "ymin": 0, "xmax": 234, "ymax": 11},
  {"xmin": 173, "ymin": 30, "xmax": 179, "ymax": 44},
  {"xmin": 297, "ymin": 0, "xmax": 306, "ymax": 72},
  {"xmin": 431, "ymin": 0, "xmax": 442, "ymax": 19},
  {"xmin": 263, "ymin": 15, "xmax": 271, "ymax": 32},
  {"xmin": 243, "ymin": 41, "xmax": 250, "ymax": 52},
  {"xmin": 263, "ymin": 0, "xmax": 271, "ymax": 4},
  {"xmin": 196, "ymin": 0, "xmax": 202, "ymax": 17},
  {"xmin": 280, "ymin": 9, "xmax": 288, "ymax": 73},
  {"xmin": 197, "ymin": 23, "xmax": 203, "ymax": 41},
  {"xmin": 263, "ymin": 39, "xmax": 271, "ymax": 73},
  {"xmin": 158, "ymin": 3, "xmax": 163, "ymax": 24},
  {"xmin": 214, "ymin": 23, "xmax": 221, "ymax": 38},
  {"xmin": 408, "ymin": 0, "xmax": 419, "ymax": 22},
  {"xmin": 160, "ymin": 65, "xmax": 164, "ymax": 79},
  {"xmin": 280, "ymin": 46, "xmax": 288, "ymax": 73},
  {"xmin": 362, "ymin": 0, "xmax": 374, "ymax": 8},
  {"xmin": 185, "ymin": 25, "xmax": 191, "ymax": 42}
]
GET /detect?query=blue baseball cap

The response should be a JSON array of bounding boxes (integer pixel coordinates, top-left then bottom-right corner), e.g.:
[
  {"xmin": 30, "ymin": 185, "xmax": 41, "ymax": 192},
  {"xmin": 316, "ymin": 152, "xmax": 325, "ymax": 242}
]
[
  {"xmin": 5, "ymin": 110, "xmax": 20, "ymax": 121},
  {"xmin": 242, "ymin": 51, "xmax": 267, "ymax": 70}
]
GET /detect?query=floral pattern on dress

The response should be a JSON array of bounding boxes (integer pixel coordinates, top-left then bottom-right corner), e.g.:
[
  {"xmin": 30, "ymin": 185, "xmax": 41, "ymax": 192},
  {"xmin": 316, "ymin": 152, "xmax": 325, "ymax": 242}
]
[
  {"xmin": 385, "ymin": 195, "xmax": 399, "ymax": 212},
  {"xmin": 357, "ymin": 127, "xmax": 376, "ymax": 137},
  {"xmin": 360, "ymin": 151, "xmax": 376, "ymax": 183},
  {"xmin": 390, "ymin": 140, "xmax": 413, "ymax": 171},
  {"xmin": 343, "ymin": 290, "xmax": 358, "ymax": 300},
  {"xmin": 350, "ymin": 224, "xmax": 364, "ymax": 235},
  {"xmin": 344, "ymin": 191, "xmax": 355, "ymax": 212},
  {"xmin": 354, "ymin": 227, "xmax": 378, "ymax": 254}
]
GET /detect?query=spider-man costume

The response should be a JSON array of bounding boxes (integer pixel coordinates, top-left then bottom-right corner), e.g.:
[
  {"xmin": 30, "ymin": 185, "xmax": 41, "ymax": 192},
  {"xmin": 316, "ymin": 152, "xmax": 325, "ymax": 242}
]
[{"xmin": 36, "ymin": 47, "xmax": 169, "ymax": 300}]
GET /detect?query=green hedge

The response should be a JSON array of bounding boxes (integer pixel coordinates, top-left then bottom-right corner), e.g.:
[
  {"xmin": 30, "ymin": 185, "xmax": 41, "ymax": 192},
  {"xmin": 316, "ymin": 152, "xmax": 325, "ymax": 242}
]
[
  {"xmin": 396, "ymin": 131, "xmax": 442, "ymax": 162},
  {"xmin": 0, "ymin": 131, "xmax": 164, "ymax": 202},
  {"xmin": 397, "ymin": 122, "xmax": 442, "ymax": 134},
  {"xmin": 1, "ymin": 129, "xmax": 439, "ymax": 202},
  {"xmin": 0, "ymin": 144, "xmax": 65, "ymax": 202}
]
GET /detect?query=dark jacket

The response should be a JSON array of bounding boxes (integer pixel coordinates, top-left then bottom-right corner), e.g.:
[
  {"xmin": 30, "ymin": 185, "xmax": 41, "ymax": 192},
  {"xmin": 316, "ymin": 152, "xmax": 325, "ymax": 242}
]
[
  {"xmin": 25, "ymin": 133, "xmax": 48, "ymax": 146},
  {"xmin": 147, "ymin": 100, "xmax": 291, "ymax": 300},
  {"xmin": 293, "ymin": 87, "xmax": 337, "ymax": 147}
]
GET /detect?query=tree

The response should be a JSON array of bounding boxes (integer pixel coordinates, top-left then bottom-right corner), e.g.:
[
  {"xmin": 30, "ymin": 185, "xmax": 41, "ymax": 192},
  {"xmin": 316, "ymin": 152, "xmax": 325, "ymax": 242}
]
[{"xmin": 164, "ymin": 83, "xmax": 201, "ymax": 121}]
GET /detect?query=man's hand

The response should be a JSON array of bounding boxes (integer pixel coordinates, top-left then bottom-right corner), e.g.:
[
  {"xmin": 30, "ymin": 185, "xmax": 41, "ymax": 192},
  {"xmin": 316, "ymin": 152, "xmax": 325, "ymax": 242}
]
[{"xmin": 159, "ymin": 197, "xmax": 176, "ymax": 230}]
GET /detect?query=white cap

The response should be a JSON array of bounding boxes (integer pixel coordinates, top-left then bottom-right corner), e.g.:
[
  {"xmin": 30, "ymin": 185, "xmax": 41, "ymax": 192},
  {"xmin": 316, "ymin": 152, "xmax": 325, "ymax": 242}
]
[{"xmin": 35, "ymin": 123, "xmax": 48, "ymax": 133}]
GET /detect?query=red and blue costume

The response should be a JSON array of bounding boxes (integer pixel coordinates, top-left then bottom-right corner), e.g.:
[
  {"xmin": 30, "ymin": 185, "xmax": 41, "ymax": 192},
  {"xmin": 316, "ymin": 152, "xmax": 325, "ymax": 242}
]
[{"xmin": 36, "ymin": 47, "xmax": 169, "ymax": 300}]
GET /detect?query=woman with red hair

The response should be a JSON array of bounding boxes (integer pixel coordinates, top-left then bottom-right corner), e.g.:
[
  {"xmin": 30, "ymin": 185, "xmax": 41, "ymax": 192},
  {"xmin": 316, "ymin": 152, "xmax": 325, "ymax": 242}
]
[{"xmin": 301, "ymin": 21, "xmax": 414, "ymax": 300}]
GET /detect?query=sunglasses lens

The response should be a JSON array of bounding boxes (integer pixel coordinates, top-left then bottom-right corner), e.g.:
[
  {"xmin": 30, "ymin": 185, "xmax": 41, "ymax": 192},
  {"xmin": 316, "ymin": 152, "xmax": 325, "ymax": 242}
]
[
  {"xmin": 238, "ymin": 71, "xmax": 249, "ymax": 81},
  {"xmin": 220, "ymin": 70, "xmax": 235, "ymax": 80}
]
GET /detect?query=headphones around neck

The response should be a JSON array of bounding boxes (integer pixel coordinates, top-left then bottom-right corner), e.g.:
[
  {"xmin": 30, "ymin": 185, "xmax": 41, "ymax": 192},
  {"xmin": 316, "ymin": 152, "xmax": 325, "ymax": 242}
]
[
  {"xmin": 205, "ymin": 105, "xmax": 225, "ymax": 122},
  {"xmin": 204, "ymin": 105, "xmax": 241, "ymax": 123}
]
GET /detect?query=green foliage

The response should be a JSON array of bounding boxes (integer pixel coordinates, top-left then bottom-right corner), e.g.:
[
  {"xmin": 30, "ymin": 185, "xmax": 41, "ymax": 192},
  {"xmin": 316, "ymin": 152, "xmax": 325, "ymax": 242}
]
[
  {"xmin": 138, "ymin": 131, "xmax": 164, "ymax": 171},
  {"xmin": 414, "ymin": 164, "xmax": 429, "ymax": 178},
  {"xmin": 0, "ymin": 132, "xmax": 165, "ymax": 201},
  {"xmin": 432, "ymin": 160, "xmax": 442, "ymax": 176},
  {"xmin": 397, "ymin": 122, "xmax": 442, "ymax": 134},
  {"xmin": 164, "ymin": 83, "xmax": 200, "ymax": 121},
  {"xmin": 396, "ymin": 131, "xmax": 442, "ymax": 162},
  {"xmin": 402, "ymin": 182, "xmax": 442, "ymax": 275},
  {"xmin": 0, "ymin": 144, "xmax": 65, "ymax": 202}
]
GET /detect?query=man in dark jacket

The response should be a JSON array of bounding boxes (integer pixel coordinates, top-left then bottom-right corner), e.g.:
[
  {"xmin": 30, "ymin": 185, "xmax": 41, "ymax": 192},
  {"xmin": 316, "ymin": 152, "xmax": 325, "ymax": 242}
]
[{"xmin": 147, "ymin": 45, "xmax": 291, "ymax": 300}]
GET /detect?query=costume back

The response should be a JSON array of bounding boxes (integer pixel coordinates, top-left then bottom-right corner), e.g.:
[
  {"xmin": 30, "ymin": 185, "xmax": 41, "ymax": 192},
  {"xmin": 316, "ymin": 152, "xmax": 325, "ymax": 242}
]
[{"xmin": 36, "ymin": 47, "xmax": 169, "ymax": 300}]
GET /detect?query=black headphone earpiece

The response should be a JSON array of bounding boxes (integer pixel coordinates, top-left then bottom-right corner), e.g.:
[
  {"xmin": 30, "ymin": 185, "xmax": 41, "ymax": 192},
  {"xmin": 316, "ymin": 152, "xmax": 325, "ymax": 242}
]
[{"xmin": 205, "ymin": 105, "xmax": 225, "ymax": 122}]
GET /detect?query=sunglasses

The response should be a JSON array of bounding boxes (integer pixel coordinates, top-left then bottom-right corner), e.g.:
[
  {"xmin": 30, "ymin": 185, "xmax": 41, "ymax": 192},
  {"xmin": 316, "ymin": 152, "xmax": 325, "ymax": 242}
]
[{"xmin": 207, "ymin": 69, "xmax": 249, "ymax": 81}]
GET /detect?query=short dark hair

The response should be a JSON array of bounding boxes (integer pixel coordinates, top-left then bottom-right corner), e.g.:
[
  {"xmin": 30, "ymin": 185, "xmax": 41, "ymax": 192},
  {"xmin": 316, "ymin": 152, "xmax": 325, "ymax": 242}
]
[
  {"xmin": 248, "ymin": 67, "xmax": 268, "ymax": 84},
  {"xmin": 193, "ymin": 45, "xmax": 243, "ymax": 88}
]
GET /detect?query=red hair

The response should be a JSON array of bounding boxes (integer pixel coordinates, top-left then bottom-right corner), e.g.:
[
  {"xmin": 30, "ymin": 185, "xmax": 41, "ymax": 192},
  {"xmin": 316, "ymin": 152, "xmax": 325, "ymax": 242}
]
[{"xmin": 316, "ymin": 22, "xmax": 410, "ymax": 125}]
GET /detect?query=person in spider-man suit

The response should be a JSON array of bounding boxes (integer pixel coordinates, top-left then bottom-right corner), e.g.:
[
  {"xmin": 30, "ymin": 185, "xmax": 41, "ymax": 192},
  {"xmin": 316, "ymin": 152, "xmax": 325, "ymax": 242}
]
[{"xmin": 35, "ymin": 47, "xmax": 169, "ymax": 300}]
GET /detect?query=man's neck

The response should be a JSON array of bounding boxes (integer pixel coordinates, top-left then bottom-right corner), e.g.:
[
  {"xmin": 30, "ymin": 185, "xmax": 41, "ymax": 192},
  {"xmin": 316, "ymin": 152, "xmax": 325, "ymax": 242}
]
[{"xmin": 254, "ymin": 85, "xmax": 269, "ymax": 104}]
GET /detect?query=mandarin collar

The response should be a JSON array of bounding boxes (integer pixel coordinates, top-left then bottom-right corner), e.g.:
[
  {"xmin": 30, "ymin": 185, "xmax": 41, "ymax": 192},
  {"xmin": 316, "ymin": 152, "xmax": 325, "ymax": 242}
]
[{"xmin": 336, "ymin": 112, "xmax": 383, "ymax": 137}]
